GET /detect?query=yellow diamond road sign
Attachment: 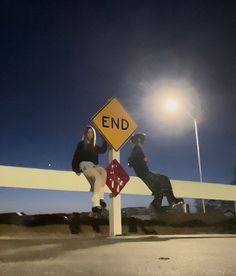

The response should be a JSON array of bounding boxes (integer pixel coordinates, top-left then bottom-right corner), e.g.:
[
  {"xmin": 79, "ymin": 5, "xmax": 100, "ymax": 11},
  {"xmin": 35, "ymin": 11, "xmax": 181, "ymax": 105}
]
[{"xmin": 91, "ymin": 98, "xmax": 138, "ymax": 151}]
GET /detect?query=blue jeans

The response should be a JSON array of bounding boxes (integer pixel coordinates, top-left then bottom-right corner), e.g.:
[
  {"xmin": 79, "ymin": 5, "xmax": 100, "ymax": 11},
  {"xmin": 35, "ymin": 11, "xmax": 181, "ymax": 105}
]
[{"xmin": 142, "ymin": 171, "xmax": 182, "ymax": 208}]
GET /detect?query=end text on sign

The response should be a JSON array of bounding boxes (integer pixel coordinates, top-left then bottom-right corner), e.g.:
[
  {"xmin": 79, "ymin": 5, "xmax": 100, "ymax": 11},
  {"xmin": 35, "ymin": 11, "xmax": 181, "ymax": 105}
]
[{"xmin": 102, "ymin": 116, "xmax": 129, "ymax": 130}]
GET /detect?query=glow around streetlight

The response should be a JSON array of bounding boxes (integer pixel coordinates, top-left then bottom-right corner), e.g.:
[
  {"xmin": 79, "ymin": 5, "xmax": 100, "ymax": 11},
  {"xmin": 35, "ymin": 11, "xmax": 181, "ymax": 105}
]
[
  {"xmin": 164, "ymin": 99, "xmax": 178, "ymax": 112},
  {"xmin": 139, "ymin": 78, "xmax": 202, "ymax": 137}
]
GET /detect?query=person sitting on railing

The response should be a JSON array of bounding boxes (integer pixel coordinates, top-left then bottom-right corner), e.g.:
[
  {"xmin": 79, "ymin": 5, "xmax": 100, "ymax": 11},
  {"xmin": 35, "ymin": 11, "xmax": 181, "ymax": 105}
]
[
  {"xmin": 72, "ymin": 125, "xmax": 107, "ymax": 215},
  {"xmin": 128, "ymin": 132, "xmax": 184, "ymax": 211}
]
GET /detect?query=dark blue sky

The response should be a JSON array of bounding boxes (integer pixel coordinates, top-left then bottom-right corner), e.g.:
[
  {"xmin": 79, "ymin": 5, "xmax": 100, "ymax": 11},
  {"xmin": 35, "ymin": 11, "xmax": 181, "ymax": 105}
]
[{"xmin": 0, "ymin": 0, "xmax": 236, "ymax": 213}]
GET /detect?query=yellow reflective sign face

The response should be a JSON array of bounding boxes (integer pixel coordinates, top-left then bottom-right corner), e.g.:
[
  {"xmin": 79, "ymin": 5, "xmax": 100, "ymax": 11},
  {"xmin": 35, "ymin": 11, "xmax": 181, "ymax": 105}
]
[{"xmin": 91, "ymin": 98, "xmax": 138, "ymax": 151}]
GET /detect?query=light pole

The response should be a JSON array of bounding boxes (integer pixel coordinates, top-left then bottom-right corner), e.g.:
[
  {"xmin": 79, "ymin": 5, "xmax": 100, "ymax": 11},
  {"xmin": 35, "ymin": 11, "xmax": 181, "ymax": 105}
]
[
  {"xmin": 190, "ymin": 115, "xmax": 206, "ymax": 214},
  {"xmin": 165, "ymin": 99, "xmax": 206, "ymax": 213}
]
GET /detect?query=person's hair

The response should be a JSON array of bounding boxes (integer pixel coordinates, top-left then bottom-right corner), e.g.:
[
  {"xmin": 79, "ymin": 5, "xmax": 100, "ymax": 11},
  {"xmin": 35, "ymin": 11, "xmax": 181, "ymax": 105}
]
[
  {"xmin": 84, "ymin": 127, "xmax": 93, "ymax": 141},
  {"xmin": 83, "ymin": 126, "xmax": 96, "ymax": 150}
]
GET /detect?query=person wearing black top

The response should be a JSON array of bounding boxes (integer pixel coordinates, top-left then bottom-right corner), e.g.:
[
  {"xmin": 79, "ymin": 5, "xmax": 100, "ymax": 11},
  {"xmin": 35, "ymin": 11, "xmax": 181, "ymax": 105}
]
[
  {"xmin": 128, "ymin": 133, "xmax": 184, "ymax": 211},
  {"xmin": 72, "ymin": 125, "xmax": 107, "ymax": 214}
]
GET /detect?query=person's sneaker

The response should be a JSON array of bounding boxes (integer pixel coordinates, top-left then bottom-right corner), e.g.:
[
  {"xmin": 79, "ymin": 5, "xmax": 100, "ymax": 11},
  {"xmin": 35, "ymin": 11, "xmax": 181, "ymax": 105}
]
[
  {"xmin": 177, "ymin": 200, "xmax": 184, "ymax": 207},
  {"xmin": 92, "ymin": 206, "xmax": 102, "ymax": 214},
  {"xmin": 100, "ymin": 199, "xmax": 107, "ymax": 209},
  {"xmin": 171, "ymin": 201, "xmax": 184, "ymax": 208},
  {"xmin": 171, "ymin": 202, "xmax": 178, "ymax": 208}
]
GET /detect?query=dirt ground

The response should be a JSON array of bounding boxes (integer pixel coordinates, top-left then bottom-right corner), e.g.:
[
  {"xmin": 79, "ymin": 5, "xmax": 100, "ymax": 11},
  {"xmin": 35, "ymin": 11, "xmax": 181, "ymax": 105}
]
[{"xmin": 0, "ymin": 212, "xmax": 235, "ymax": 237}]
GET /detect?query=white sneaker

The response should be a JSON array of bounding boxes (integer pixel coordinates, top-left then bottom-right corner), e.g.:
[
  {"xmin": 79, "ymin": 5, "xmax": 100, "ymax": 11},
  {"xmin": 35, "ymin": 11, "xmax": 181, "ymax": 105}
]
[{"xmin": 171, "ymin": 201, "xmax": 184, "ymax": 208}]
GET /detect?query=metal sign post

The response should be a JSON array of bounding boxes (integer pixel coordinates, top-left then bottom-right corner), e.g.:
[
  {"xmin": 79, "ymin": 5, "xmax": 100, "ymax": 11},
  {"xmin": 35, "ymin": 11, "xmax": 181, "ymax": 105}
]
[{"xmin": 108, "ymin": 147, "xmax": 122, "ymax": 236}]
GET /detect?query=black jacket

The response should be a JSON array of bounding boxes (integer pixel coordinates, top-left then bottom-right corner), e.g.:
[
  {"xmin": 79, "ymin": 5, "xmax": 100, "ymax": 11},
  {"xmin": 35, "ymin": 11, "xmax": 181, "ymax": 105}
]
[
  {"xmin": 72, "ymin": 140, "xmax": 107, "ymax": 173},
  {"xmin": 128, "ymin": 144, "xmax": 149, "ymax": 178}
]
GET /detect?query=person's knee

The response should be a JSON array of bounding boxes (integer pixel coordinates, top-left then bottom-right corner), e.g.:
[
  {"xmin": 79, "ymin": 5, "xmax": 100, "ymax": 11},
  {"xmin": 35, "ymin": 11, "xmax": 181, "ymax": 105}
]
[
  {"xmin": 97, "ymin": 167, "xmax": 107, "ymax": 182},
  {"xmin": 90, "ymin": 170, "xmax": 102, "ymax": 182},
  {"xmin": 101, "ymin": 168, "xmax": 107, "ymax": 179}
]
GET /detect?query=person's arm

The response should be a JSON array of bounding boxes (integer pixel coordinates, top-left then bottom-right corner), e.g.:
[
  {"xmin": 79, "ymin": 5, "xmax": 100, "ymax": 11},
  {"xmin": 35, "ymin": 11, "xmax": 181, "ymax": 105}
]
[
  {"xmin": 72, "ymin": 142, "xmax": 83, "ymax": 173},
  {"xmin": 127, "ymin": 157, "xmax": 133, "ymax": 167},
  {"xmin": 128, "ymin": 146, "xmax": 146, "ymax": 167},
  {"xmin": 134, "ymin": 146, "xmax": 146, "ymax": 159},
  {"xmin": 128, "ymin": 148, "xmax": 135, "ymax": 167},
  {"xmin": 96, "ymin": 138, "xmax": 107, "ymax": 154},
  {"xmin": 130, "ymin": 146, "xmax": 147, "ymax": 165}
]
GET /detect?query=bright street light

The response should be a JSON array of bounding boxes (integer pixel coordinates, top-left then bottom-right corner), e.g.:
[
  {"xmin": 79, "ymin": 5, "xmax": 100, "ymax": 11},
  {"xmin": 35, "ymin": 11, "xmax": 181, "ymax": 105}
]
[
  {"xmin": 164, "ymin": 99, "xmax": 178, "ymax": 111},
  {"xmin": 164, "ymin": 98, "xmax": 206, "ymax": 213}
]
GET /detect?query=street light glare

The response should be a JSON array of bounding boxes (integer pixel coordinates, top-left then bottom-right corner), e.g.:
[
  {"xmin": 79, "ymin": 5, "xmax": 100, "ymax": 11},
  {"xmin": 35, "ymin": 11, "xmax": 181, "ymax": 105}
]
[
  {"xmin": 139, "ymin": 78, "xmax": 202, "ymax": 137},
  {"xmin": 165, "ymin": 99, "xmax": 178, "ymax": 111}
]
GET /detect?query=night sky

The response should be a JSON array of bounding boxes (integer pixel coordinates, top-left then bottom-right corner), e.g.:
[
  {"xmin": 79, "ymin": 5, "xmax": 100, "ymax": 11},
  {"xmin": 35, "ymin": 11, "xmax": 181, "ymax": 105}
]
[{"xmin": 0, "ymin": 0, "xmax": 236, "ymax": 213}]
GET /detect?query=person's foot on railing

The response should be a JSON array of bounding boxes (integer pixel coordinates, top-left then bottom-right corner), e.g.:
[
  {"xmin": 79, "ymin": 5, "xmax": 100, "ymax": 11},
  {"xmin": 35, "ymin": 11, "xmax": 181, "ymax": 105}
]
[
  {"xmin": 100, "ymin": 199, "xmax": 107, "ymax": 209},
  {"xmin": 171, "ymin": 200, "xmax": 184, "ymax": 208},
  {"xmin": 92, "ymin": 206, "xmax": 102, "ymax": 214}
]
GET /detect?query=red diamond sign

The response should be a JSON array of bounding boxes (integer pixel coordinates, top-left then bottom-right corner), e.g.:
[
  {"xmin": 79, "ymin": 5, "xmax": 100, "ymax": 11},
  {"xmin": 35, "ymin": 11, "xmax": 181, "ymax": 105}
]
[{"xmin": 106, "ymin": 159, "xmax": 130, "ymax": 197}]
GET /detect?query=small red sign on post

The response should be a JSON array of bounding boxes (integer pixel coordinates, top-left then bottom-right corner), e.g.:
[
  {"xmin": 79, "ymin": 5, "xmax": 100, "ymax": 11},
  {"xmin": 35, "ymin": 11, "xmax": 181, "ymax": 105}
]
[{"xmin": 106, "ymin": 159, "xmax": 130, "ymax": 197}]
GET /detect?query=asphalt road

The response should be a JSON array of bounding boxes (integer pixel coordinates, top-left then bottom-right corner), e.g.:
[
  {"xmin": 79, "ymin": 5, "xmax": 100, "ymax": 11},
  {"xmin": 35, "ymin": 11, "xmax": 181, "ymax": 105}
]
[{"xmin": 0, "ymin": 234, "xmax": 235, "ymax": 276}]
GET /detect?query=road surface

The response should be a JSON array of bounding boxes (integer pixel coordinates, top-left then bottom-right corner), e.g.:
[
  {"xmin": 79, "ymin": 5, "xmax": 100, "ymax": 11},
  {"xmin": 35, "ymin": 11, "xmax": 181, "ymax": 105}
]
[{"xmin": 0, "ymin": 234, "xmax": 235, "ymax": 275}]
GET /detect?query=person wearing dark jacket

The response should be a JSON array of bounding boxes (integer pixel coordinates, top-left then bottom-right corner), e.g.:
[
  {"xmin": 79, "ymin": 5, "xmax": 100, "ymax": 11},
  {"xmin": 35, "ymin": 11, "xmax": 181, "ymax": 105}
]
[
  {"xmin": 72, "ymin": 125, "xmax": 107, "ymax": 214},
  {"xmin": 128, "ymin": 133, "xmax": 184, "ymax": 211}
]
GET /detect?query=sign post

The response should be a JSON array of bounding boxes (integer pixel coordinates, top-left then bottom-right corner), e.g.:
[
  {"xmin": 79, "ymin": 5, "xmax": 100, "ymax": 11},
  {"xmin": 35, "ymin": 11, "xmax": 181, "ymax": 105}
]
[
  {"xmin": 108, "ymin": 147, "xmax": 122, "ymax": 236},
  {"xmin": 91, "ymin": 97, "xmax": 138, "ymax": 236}
]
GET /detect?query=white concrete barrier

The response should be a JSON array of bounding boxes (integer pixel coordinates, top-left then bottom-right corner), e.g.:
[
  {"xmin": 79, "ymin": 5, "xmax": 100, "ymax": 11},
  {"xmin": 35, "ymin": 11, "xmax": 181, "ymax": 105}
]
[
  {"xmin": 1, "ymin": 165, "xmax": 236, "ymax": 201},
  {"xmin": 1, "ymin": 165, "xmax": 236, "ymax": 235}
]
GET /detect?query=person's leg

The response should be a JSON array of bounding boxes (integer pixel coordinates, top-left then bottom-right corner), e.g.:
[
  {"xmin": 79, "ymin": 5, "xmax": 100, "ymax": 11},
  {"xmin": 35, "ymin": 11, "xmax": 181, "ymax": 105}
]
[
  {"xmin": 83, "ymin": 168, "xmax": 103, "ymax": 208},
  {"xmin": 143, "ymin": 172, "xmax": 163, "ymax": 210},
  {"xmin": 95, "ymin": 167, "xmax": 107, "ymax": 203},
  {"xmin": 152, "ymin": 191, "xmax": 164, "ymax": 210},
  {"xmin": 160, "ymin": 175, "xmax": 184, "ymax": 206}
]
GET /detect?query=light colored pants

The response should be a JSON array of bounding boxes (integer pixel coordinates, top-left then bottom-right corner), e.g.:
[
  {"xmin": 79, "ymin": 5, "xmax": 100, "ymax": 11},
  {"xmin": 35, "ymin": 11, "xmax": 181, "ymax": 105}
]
[{"xmin": 83, "ymin": 167, "xmax": 107, "ymax": 207}]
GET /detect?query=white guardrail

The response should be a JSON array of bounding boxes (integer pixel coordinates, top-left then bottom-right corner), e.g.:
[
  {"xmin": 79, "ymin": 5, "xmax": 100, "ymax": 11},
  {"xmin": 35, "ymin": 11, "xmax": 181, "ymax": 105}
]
[{"xmin": 1, "ymin": 165, "xmax": 236, "ymax": 236}]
